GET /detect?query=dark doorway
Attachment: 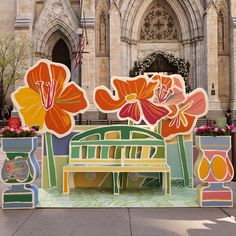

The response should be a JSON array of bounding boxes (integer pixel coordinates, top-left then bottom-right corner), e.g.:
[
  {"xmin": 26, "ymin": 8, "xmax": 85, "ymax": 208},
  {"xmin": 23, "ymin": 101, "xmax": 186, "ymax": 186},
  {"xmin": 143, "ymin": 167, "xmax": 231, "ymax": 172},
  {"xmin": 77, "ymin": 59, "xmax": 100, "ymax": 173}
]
[
  {"xmin": 52, "ymin": 38, "xmax": 71, "ymax": 71},
  {"xmin": 145, "ymin": 54, "xmax": 178, "ymax": 74}
]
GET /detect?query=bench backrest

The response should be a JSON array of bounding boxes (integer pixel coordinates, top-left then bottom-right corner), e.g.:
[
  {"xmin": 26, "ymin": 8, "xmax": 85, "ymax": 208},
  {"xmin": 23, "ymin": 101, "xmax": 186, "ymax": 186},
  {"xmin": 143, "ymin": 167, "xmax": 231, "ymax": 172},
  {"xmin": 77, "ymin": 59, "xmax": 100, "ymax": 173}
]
[{"xmin": 69, "ymin": 125, "xmax": 166, "ymax": 164}]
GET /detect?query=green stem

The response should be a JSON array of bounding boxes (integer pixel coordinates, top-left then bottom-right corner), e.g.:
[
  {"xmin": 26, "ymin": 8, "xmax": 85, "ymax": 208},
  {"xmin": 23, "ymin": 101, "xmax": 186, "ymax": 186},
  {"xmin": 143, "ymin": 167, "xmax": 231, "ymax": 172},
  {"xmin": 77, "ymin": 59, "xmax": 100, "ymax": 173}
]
[
  {"xmin": 128, "ymin": 120, "xmax": 134, "ymax": 126},
  {"xmin": 157, "ymin": 121, "xmax": 162, "ymax": 134},
  {"xmin": 45, "ymin": 132, "xmax": 56, "ymax": 187},
  {"xmin": 177, "ymin": 135, "xmax": 190, "ymax": 187}
]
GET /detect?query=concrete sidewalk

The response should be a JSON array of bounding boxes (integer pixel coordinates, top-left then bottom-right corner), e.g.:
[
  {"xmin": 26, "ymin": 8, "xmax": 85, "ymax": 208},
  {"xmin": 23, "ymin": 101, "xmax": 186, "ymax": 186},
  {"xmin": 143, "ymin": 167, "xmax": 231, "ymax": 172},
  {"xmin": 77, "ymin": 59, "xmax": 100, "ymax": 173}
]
[{"xmin": 0, "ymin": 207, "xmax": 235, "ymax": 236}]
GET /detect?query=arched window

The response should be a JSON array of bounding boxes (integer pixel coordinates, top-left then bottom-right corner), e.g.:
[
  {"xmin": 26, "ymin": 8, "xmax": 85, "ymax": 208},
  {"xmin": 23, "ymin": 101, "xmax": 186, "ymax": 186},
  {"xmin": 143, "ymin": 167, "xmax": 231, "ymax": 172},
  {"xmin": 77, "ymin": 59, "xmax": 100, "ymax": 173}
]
[
  {"xmin": 52, "ymin": 38, "xmax": 71, "ymax": 71},
  {"xmin": 139, "ymin": 1, "xmax": 178, "ymax": 41}
]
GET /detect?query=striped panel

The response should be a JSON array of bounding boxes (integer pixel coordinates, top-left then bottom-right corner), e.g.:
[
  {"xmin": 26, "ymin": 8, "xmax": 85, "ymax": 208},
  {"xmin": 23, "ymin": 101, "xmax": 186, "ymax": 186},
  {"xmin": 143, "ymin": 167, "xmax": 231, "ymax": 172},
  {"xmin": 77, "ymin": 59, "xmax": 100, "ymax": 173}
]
[
  {"xmin": 87, "ymin": 146, "xmax": 96, "ymax": 159},
  {"xmin": 140, "ymin": 146, "xmax": 151, "ymax": 159},
  {"xmin": 201, "ymin": 201, "xmax": 232, "ymax": 207},
  {"xmin": 101, "ymin": 146, "xmax": 109, "ymax": 159},
  {"xmin": 63, "ymin": 164, "xmax": 170, "ymax": 172},
  {"xmin": 71, "ymin": 146, "xmax": 80, "ymax": 159},
  {"xmin": 67, "ymin": 159, "xmax": 166, "ymax": 165},
  {"xmin": 3, "ymin": 203, "xmax": 34, "ymax": 209},
  {"xmin": 71, "ymin": 140, "xmax": 164, "ymax": 146},
  {"xmin": 4, "ymin": 193, "xmax": 32, "ymax": 202},
  {"xmin": 202, "ymin": 191, "xmax": 232, "ymax": 200}
]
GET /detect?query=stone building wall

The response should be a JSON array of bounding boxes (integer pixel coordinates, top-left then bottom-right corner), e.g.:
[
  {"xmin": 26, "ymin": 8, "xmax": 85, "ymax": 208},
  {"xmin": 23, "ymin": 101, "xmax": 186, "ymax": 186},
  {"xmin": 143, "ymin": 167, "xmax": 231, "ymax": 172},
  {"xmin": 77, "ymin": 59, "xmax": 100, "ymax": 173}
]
[{"xmin": 0, "ymin": 0, "xmax": 236, "ymax": 118}]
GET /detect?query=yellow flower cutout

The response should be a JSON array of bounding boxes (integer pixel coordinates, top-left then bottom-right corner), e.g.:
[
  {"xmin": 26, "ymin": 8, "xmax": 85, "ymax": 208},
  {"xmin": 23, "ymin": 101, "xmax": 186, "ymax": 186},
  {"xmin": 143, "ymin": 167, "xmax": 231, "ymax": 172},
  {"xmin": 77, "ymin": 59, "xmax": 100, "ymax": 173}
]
[{"xmin": 11, "ymin": 59, "xmax": 89, "ymax": 138}]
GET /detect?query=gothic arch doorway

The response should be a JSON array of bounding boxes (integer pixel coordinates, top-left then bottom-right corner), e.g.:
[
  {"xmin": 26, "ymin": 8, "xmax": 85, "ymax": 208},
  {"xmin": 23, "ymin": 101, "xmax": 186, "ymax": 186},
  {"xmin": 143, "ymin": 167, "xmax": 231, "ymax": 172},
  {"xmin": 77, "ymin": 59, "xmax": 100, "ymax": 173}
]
[
  {"xmin": 130, "ymin": 52, "xmax": 191, "ymax": 92},
  {"xmin": 144, "ymin": 54, "xmax": 178, "ymax": 74},
  {"xmin": 52, "ymin": 38, "xmax": 71, "ymax": 71}
]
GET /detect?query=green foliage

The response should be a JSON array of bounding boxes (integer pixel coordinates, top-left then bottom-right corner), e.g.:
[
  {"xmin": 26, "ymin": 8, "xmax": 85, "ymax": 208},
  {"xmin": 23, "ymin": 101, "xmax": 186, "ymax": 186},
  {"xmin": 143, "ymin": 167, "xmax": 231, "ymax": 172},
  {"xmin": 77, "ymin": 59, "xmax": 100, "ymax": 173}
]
[
  {"xmin": 1, "ymin": 126, "xmax": 37, "ymax": 137},
  {"xmin": 0, "ymin": 34, "xmax": 32, "ymax": 113}
]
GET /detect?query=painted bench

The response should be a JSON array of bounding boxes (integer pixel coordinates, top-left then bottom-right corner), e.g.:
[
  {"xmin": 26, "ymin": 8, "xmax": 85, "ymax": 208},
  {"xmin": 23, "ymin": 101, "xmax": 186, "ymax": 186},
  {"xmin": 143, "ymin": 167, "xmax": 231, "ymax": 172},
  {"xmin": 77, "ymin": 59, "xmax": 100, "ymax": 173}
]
[{"xmin": 63, "ymin": 125, "xmax": 171, "ymax": 195}]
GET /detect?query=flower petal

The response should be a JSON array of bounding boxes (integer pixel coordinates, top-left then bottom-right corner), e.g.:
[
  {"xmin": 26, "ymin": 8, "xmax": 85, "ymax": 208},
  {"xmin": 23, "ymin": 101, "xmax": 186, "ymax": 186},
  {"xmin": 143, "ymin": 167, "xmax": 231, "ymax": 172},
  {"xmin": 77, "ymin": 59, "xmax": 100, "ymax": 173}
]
[
  {"xmin": 118, "ymin": 102, "xmax": 141, "ymax": 122},
  {"xmin": 166, "ymin": 87, "xmax": 186, "ymax": 106},
  {"xmin": 140, "ymin": 100, "xmax": 169, "ymax": 126},
  {"xmin": 160, "ymin": 76, "xmax": 173, "ymax": 90},
  {"xmin": 50, "ymin": 63, "xmax": 69, "ymax": 97},
  {"xmin": 45, "ymin": 105, "xmax": 73, "ymax": 136},
  {"xmin": 184, "ymin": 89, "xmax": 208, "ymax": 116},
  {"xmin": 55, "ymin": 82, "xmax": 88, "ymax": 113},
  {"xmin": 12, "ymin": 87, "xmax": 46, "ymax": 129},
  {"xmin": 26, "ymin": 61, "xmax": 51, "ymax": 92},
  {"xmin": 167, "ymin": 105, "xmax": 179, "ymax": 118},
  {"xmin": 113, "ymin": 77, "xmax": 157, "ymax": 100},
  {"xmin": 94, "ymin": 87, "xmax": 125, "ymax": 111},
  {"xmin": 171, "ymin": 74, "xmax": 186, "ymax": 90},
  {"xmin": 161, "ymin": 114, "xmax": 196, "ymax": 139}
]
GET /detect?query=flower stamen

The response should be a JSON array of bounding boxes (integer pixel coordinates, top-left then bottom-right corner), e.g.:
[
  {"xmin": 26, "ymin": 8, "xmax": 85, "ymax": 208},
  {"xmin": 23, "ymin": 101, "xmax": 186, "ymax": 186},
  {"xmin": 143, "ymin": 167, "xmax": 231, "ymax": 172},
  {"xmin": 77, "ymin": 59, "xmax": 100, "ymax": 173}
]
[
  {"xmin": 36, "ymin": 80, "xmax": 58, "ymax": 110},
  {"xmin": 125, "ymin": 93, "xmax": 137, "ymax": 103}
]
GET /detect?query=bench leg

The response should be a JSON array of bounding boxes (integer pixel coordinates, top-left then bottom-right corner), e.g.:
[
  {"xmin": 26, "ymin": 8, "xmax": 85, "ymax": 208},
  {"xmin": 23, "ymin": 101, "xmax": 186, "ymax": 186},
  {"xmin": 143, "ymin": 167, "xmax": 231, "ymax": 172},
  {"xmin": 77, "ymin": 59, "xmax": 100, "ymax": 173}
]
[
  {"xmin": 165, "ymin": 171, "xmax": 171, "ymax": 195},
  {"xmin": 63, "ymin": 171, "xmax": 70, "ymax": 194},
  {"xmin": 113, "ymin": 172, "xmax": 120, "ymax": 195},
  {"xmin": 121, "ymin": 173, "xmax": 128, "ymax": 190}
]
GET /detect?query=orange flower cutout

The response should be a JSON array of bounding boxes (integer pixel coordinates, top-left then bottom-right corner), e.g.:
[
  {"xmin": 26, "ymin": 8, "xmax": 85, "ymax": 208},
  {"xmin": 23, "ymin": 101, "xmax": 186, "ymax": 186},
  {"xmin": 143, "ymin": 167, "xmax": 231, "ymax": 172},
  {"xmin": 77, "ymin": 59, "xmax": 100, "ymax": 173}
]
[
  {"xmin": 161, "ymin": 89, "xmax": 208, "ymax": 140},
  {"xmin": 94, "ymin": 76, "xmax": 169, "ymax": 125},
  {"xmin": 11, "ymin": 59, "xmax": 89, "ymax": 137}
]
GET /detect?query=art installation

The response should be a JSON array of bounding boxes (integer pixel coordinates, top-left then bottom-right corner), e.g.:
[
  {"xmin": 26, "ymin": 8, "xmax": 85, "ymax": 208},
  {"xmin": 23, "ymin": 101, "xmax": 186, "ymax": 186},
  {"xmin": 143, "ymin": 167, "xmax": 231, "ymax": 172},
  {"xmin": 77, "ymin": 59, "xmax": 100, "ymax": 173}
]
[
  {"xmin": 0, "ymin": 59, "xmax": 234, "ymax": 209},
  {"xmin": 1, "ymin": 132, "xmax": 39, "ymax": 209},
  {"xmin": 194, "ymin": 131, "xmax": 234, "ymax": 207}
]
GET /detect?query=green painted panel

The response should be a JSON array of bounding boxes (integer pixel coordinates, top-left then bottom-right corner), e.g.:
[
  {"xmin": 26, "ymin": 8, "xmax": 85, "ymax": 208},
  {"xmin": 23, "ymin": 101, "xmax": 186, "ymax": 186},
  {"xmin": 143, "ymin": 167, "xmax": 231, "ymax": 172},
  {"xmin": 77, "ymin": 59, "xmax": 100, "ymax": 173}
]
[
  {"xmin": 71, "ymin": 147, "xmax": 80, "ymax": 159},
  {"xmin": 167, "ymin": 140, "xmax": 193, "ymax": 179},
  {"xmin": 71, "ymin": 140, "xmax": 164, "ymax": 146},
  {"xmin": 42, "ymin": 156, "xmax": 69, "ymax": 189},
  {"xmin": 101, "ymin": 146, "xmax": 109, "ymax": 159},
  {"xmin": 88, "ymin": 146, "xmax": 96, "ymax": 159},
  {"xmin": 4, "ymin": 194, "xmax": 32, "ymax": 202}
]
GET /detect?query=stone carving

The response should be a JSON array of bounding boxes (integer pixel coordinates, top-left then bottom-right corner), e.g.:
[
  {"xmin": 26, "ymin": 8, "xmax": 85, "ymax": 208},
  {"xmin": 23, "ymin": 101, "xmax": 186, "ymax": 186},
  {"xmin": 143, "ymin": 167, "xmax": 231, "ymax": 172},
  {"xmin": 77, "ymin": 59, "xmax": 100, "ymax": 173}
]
[
  {"xmin": 139, "ymin": 2, "xmax": 178, "ymax": 41},
  {"xmin": 53, "ymin": 2, "xmax": 64, "ymax": 15},
  {"xmin": 34, "ymin": 0, "xmax": 79, "ymax": 52},
  {"xmin": 99, "ymin": 12, "xmax": 107, "ymax": 52},
  {"xmin": 96, "ymin": 0, "xmax": 109, "ymax": 54},
  {"xmin": 218, "ymin": 10, "xmax": 224, "ymax": 52}
]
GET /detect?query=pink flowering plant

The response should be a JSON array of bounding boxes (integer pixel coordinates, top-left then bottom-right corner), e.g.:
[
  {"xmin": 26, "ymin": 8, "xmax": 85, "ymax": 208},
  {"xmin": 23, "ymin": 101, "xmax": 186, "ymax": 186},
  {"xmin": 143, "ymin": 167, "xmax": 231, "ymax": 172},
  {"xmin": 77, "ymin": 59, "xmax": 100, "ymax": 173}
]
[
  {"xmin": 1, "ymin": 126, "xmax": 37, "ymax": 137},
  {"xmin": 195, "ymin": 119, "xmax": 234, "ymax": 136}
]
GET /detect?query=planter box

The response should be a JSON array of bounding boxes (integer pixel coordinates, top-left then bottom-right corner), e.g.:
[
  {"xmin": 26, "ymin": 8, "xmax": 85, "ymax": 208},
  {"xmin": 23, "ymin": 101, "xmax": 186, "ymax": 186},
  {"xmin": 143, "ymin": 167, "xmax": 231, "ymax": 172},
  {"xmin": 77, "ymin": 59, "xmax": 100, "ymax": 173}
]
[
  {"xmin": 194, "ymin": 136, "xmax": 234, "ymax": 207},
  {"xmin": 0, "ymin": 137, "xmax": 40, "ymax": 209}
]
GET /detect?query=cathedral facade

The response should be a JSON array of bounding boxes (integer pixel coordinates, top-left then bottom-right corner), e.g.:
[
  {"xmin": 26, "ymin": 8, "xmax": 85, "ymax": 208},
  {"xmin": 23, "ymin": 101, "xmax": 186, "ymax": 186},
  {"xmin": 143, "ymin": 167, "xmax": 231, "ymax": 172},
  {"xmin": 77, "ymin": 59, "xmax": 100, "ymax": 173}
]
[{"xmin": 1, "ymin": 0, "xmax": 236, "ymax": 119}]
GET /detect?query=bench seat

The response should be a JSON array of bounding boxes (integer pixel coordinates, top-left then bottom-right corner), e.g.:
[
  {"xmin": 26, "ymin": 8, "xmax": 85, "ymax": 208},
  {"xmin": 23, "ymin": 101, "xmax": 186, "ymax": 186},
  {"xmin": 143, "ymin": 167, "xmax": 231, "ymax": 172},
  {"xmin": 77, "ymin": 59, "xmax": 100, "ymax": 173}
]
[{"xmin": 63, "ymin": 125, "xmax": 171, "ymax": 195}]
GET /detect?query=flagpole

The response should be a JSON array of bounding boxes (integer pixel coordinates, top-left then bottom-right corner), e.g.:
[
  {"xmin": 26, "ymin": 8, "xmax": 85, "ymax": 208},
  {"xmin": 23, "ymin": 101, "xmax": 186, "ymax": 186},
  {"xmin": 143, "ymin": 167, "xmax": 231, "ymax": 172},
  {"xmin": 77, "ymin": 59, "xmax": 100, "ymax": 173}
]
[{"xmin": 78, "ymin": 0, "xmax": 83, "ymax": 125}]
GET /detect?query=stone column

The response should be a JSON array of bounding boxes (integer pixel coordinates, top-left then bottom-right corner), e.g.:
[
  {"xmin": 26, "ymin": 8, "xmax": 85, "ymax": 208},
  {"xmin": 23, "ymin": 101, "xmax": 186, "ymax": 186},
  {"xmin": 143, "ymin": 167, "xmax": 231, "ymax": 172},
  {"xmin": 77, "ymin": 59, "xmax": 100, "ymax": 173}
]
[
  {"xmin": 196, "ymin": 39, "xmax": 207, "ymax": 90},
  {"xmin": 108, "ymin": 3, "xmax": 121, "ymax": 120},
  {"xmin": 109, "ymin": 4, "xmax": 121, "ymax": 78},
  {"xmin": 204, "ymin": 2, "xmax": 222, "ymax": 115},
  {"xmin": 230, "ymin": 4, "xmax": 236, "ymax": 115},
  {"xmin": 15, "ymin": 0, "xmax": 34, "ymax": 35},
  {"xmin": 11, "ymin": 0, "xmax": 34, "ymax": 117},
  {"xmin": 15, "ymin": 0, "xmax": 34, "ymax": 83},
  {"xmin": 81, "ymin": 1, "xmax": 97, "ymax": 120}
]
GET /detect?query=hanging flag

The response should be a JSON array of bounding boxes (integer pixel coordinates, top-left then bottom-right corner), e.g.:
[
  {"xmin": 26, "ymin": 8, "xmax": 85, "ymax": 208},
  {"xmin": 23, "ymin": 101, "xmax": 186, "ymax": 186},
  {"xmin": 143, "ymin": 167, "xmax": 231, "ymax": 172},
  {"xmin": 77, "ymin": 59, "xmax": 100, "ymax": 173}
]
[{"xmin": 74, "ymin": 31, "xmax": 85, "ymax": 69}]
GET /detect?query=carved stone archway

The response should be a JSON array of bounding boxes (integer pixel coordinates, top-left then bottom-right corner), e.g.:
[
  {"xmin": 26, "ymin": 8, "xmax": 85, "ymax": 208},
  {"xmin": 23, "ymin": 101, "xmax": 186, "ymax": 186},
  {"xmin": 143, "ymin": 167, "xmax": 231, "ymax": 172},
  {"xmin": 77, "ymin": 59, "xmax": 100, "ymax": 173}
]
[
  {"xmin": 130, "ymin": 52, "xmax": 191, "ymax": 92},
  {"xmin": 33, "ymin": 0, "xmax": 78, "ymax": 61}
]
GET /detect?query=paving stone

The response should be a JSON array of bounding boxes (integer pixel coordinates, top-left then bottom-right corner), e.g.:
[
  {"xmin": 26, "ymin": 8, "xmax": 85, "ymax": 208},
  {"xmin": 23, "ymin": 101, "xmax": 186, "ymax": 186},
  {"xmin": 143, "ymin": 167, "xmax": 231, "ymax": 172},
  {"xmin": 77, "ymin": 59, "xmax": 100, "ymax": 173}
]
[
  {"xmin": 129, "ymin": 208, "xmax": 236, "ymax": 236},
  {"xmin": 13, "ymin": 209, "xmax": 130, "ymax": 236}
]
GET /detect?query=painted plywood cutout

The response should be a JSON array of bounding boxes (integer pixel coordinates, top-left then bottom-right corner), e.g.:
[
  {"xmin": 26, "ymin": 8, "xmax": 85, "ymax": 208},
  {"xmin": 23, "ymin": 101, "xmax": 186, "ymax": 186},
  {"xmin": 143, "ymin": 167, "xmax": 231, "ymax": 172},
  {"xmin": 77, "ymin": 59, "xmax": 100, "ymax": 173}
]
[
  {"xmin": 63, "ymin": 125, "xmax": 171, "ymax": 195},
  {"xmin": 0, "ymin": 137, "xmax": 40, "ymax": 209},
  {"xmin": 94, "ymin": 74, "xmax": 208, "ymax": 186},
  {"xmin": 41, "ymin": 128, "xmax": 193, "ymax": 190},
  {"xmin": 194, "ymin": 136, "xmax": 234, "ymax": 207},
  {"xmin": 6, "ymin": 59, "xmax": 217, "ymax": 208}
]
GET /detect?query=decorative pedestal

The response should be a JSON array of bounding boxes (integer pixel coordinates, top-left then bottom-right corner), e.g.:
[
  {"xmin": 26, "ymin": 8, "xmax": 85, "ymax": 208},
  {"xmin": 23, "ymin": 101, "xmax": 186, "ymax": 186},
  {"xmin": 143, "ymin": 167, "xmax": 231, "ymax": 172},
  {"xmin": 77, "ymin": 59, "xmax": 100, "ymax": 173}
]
[
  {"xmin": 194, "ymin": 136, "xmax": 234, "ymax": 207},
  {"xmin": 0, "ymin": 137, "xmax": 40, "ymax": 209}
]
